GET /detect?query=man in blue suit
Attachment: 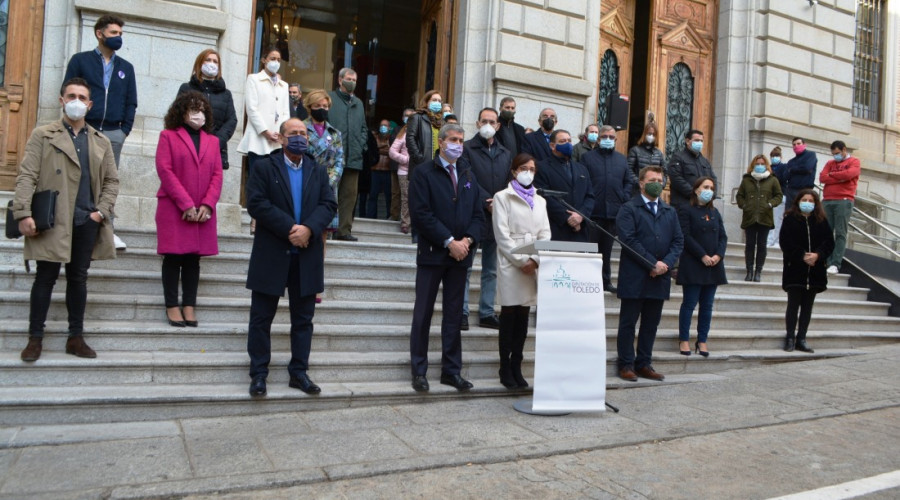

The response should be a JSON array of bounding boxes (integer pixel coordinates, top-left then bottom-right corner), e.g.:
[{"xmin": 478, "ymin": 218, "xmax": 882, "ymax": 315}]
[
  {"xmin": 245, "ymin": 118, "xmax": 337, "ymax": 397},
  {"xmin": 521, "ymin": 108, "xmax": 557, "ymax": 161},
  {"xmin": 615, "ymin": 165, "xmax": 683, "ymax": 382},
  {"xmin": 408, "ymin": 123, "xmax": 485, "ymax": 393},
  {"xmin": 534, "ymin": 130, "xmax": 595, "ymax": 242}
]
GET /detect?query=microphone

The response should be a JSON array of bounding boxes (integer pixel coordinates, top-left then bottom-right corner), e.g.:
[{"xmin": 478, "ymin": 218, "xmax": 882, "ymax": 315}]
[{"xmin": 536, "ymin": 188, "xmax": 569, "ymax": 199}]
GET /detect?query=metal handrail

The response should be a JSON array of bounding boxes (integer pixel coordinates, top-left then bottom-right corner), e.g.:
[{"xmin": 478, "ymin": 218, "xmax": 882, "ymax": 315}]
[
  {"xmin": 855, "ymin": 192, "xmax": 900, "ymax": 216},
  {"xmin": 852, "ymin": 205, "xmax": 900, "ymax": 241},
  {"xmin": 848, "ymin": 221, "xmax": 900, "ymax": 260}
]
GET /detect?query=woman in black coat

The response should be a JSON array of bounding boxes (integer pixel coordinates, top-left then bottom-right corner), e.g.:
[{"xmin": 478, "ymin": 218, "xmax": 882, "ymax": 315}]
[
  {"xmin": 627, "ymin": 122, "xmax": 666, "ymax": 196},
  {"xmin": 779, "ymin": 189, "xmax": 834, "ymax": 353},
  {"xmin": 675, "ymin": 176, "xmax": 727, "ymax": 357},
  {"xmin": 178, "ymin": 49, "xmax": 238, "ymax": 169},
  {"xmin": 405, "ymin": 89, "xmax": 445, "ymax": 169}
]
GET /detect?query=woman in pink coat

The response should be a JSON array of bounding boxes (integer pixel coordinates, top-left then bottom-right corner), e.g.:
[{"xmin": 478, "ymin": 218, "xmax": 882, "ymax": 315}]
[{"xmin": 156, "ymin": 91, "xmax": 223, "ymax": 327}]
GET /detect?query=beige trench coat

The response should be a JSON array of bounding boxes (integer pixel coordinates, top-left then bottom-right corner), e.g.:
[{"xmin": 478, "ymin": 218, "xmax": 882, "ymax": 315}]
[
  {"xmin": 12, "ymin": 120, "xmax": 119, "ymax": 263},
  {"xmin": 491, "ymin": 184, "xmax": 552, "ymax": 307}
]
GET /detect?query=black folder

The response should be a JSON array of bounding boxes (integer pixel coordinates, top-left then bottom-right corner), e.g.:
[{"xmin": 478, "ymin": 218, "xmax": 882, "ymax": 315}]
[{"xmin": 5, "ymin": 190, "xmax": 58, "ymax": 239}]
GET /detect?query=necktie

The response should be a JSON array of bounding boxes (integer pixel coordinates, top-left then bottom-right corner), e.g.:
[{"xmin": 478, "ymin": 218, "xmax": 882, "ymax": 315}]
[
  {"xmin": 648, "ymin": 201, "xmax": 657, "ymax": 215},
  {"xmin": 448, "ymin": 164, "xmax": 458, "ymax": 192}
]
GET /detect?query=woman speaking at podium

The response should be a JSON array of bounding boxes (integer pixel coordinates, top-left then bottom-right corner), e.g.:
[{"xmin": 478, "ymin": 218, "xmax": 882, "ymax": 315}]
[{"xmin": 492, "ymin": 153, "xmax": 552, "ymax": 389}]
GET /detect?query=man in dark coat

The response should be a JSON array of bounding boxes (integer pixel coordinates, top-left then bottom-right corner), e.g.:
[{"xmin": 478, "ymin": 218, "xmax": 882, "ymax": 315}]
[
  {"xmin": 288, "ymin": 83, "xmax": 308, "ymax": 120},
  {"xmin": 495, "ymin": 97, "xmax": 526, "ymax": 156},
  {"xmin": 521, "ymin": 107, "xmax": 557, "ymax": 161},
  {"xmin": 783, "ymin": 137, "xmax": 817, "ymax": 211},
  {"xmin": 615, "ymin": 166, "xmax": 683, "ymax": 382},
  {"xmin": 245, "ymin": 118, "xmax": 337, "ymax": 397},
  {"xmin": 329, "ymin": 68, "xmax": 368, "ymax": 241},
  {"xmin": 581, "ymin": 125, "xmax": 635, "ymax": 292},
  {"xmin": 534, "ymin": 130, "xmax": 595, "ymax": 242},
  {"xmin": 666, "ymin": 129, "xmax": 717, "ymax": 208},
  {"xmin": 409, "ymin": 123, "xmax": 485, "ymax": 393},
  {"xmin": 461, "ymin": 107, "xmax": 512, "ymax": 329}
]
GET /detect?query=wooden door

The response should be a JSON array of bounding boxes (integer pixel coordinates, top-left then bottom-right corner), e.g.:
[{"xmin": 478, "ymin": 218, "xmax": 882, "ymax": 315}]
[
  {"xmin": 599, "ymin": 0, "xmax": 635, "ymax": 155},
  {"xmin": 0, "ymin": 0, "xmax": 45, "ymax": 191},
  {"xmin": 417, "ymin": 0, "xmax": 458, "ymax": 102}
]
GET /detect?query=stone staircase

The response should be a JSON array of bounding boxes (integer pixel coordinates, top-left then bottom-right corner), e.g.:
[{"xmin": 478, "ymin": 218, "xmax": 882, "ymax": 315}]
[{"xmin": 1, "ymin": 216, "xmax": 898, "ymax": 425}]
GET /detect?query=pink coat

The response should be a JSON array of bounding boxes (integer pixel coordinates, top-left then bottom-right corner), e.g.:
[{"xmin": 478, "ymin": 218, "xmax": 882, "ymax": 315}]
[{"xmin": 155, "ymin": 127, "xmax": 223, "ymax": 255}]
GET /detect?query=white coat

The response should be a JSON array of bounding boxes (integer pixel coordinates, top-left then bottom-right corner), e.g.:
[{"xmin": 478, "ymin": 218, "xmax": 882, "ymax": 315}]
[
  {"xmin": 237, "ymin": 70, "xmax": 290, "ymax": 156},
  {"xmin": 492, "ymin": 183, "xmax": 552, "ymax": 306}
]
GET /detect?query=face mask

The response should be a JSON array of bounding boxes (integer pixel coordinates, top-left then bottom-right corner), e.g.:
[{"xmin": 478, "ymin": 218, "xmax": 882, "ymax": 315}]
[
  {"xmin": 554, "ymin": 142, "xmax": 573, "ymax": 157},
  {"xmin": 379, "ymin": 125, "xmax": 389, "ymax": 135},
  {"xmin": 754, "ymin": 165, "xmax": 767, "ymax": 174},
  {"xmin": 644, "ymin": 182, "xmax": 663, "ymax": 198},
  {"xmin": 691, "ymin": 140, "xmax": 703, "ymax": 153},
  {"xmin": 341, "ymin": 80, "xmax": 356, "ymax": 93},
  {"xmin": 442, "ymin": 112, "xmax": 452, "ymax": 119},
  {"xmin": 799, "ymin": 201, "xmax": 815, "ymax": 214},
  {"xmin": 541, "ymin": 117, "xmax": 555, "ymax": 131},
  {"xmin": 698, "ymin": 189, "xmax": 714, "ymax": 204},
  {"xmin": 645, "ymin": 134, "xmax": 655, "ymax": 144},
  {"xmin": 771, "ymin": 156, "xmax": 781, "ymax": 165},
  {"xmin": 265, "ymin": 60, "xmax": 280, "ymax": 74},
  {"xmin": 402, "ymin": 116, "xmax": 409, "ymax": 124},
  {"xmin": 428, "ymin": 101, "xmax": 442, "ymax": 113},
  {"xmin": 310, "ymin": 108, "xmax": 328, "ymax": 123},
  {"xmin": 103, "ymin": 35, "xmax": 123, "ymax": 51},
  {"xmin": 443, "ymin": 142, "xmax": 463, "ymax": 161},
  {"xmin": 285, "ymin": 134, "xmax": 308, "ymax": 155},
  {"xmin": 201, "ymin": 62, "xmax": 218, "ymax": 78},
  {"xmin": 833, "ymin": 153, "xmax": 844, "ymax": 162},
  {"xmin": 479, "ymin": 124, "xmax": 496, "ymax": 140},
  {"xmin": 516, "ymin": 171, "xmax": 534, "ymax": 187},
  {"xmin": 587, "ymin": 132, "xmax": 599, "ymax": 143},
  {"xmin": 289, "ymin": 95, "xmax": 300, "ymax": 105},
  {"xmin": 63, "ymin": 99, "xmax": 89, "ymax": 121},
  {"xmin": 186, "ymin": 111, "xmax": 206, "ymax": 130},
  {"xmin": 793, "ymin": 144, "xmax": 806, "ymax": 154},
  {"xmin": 599, "ymin": 138, "xmax": 615, "ymax": 149},
  {"xmin": 500, "ymin": 110, "xmax": 515, "ymax": 121}
]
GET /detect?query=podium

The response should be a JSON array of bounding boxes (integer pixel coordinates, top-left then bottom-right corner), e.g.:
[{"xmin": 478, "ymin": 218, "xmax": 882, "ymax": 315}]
[{"xmin": 510, "ymin": 240, "xmax": 607, "ymax": 415}]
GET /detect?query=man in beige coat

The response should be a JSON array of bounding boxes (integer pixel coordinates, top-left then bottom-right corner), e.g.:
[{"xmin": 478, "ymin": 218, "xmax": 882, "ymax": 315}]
[{"xmin": 12, "ymin": 77, "xmax": 119, "ymax": 361}]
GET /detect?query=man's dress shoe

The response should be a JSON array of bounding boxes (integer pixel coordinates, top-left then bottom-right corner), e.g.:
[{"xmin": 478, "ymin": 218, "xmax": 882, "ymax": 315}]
[
  {"xmin": 618, "ymin": 367, "xmax": 638, "ymax": 382},
  {"xmin": 636, "ymin": 366, "xmax": 665, "ymax": 381},
  {"xmin": 412, "ymin": 375, "xmax": 429, "ymax": 392},
  {"xmin": 440, "ymin": 373, "xmax": 473, "ymax": 391},
  {"xmin": 249, "ymin": 376, "xmax": 267, "ymax": 397},
  {"xmin": 289, "ymin": 373, "xmax": 321, "ymax": 394}
]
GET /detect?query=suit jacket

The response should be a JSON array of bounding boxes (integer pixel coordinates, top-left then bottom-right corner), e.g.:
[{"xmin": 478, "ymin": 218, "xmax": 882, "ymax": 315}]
[
  {"xmin": 237, "ymin": 71, "xmax": 290, "ymax": 156},
  {"xmin": 409, "ymin": 157, "xmax": 485, "ymax": 267},
  {"xmin": 522, "ymin": 131, "xmax": 553, "ymax": 161},
  {"xmin": 534, "ymin": 155, "xmax": 595, "ymax": 242},
  {"xmin": 615, "ymin": 195, "xmax": 684, "ymax": 300},
  {"xmin": 245, "ymin": 150, "xmax": 337, "ymax": 297}
]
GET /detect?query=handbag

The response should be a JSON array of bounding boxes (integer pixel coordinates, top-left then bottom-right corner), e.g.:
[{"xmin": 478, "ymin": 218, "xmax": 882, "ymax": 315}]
[{"xmin": 5, "ymin": 190, "xmax": 58, "ymax": 239}]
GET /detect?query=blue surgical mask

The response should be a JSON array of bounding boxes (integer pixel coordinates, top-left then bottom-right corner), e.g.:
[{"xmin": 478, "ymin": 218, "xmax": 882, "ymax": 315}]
[
  {"xmin": 379, "ymin": 125, "xmax": 389, "ymax": 135},
  {"xmin": 698, "ymin": 189, "xmax": 714, "ymax": 204},
  {"xmin": 428, "ymin": 101, "xmax": 442, "ymax": 113},
  {"xmin": 599, "ymin": 138, "xmax": 615, "ymax": 149},
  {"xmin": 691, "ymin": 141, "xmax": 703, "ymax": 153},
  {"xmin": 771, "ymin": 156, "xmax": 781, "ymax": 165},
  {"xmin": 443, "ymin": 112, "xmax": 452, "ymax": 119},
  {"xmin": 285, "ymin": 134, "xmax": 308, "ymax": 155},
  {"xmin": 554, "ymin": 142, "xmax": 573, "ymax": 157},
  {"xmin": 833, "ymin": 153, "xmax": 844, "ymax": 162},
  {"xmin": 754, "ymin": 165, "xmax": 767, "ymax": 174},
  {"xmin": 799, "ymin": 201, "xmax": 815, "ymax": 214},
  {"xmin": 403, "ymin": 116, "xmax": 408, "ymax": 124},
  {"xmin": 587, "ymin": 132, "xmax": 599, "ymax": 143}
]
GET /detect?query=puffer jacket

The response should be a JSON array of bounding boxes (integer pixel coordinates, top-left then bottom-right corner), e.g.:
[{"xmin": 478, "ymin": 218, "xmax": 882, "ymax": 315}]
[
  {"xmin": 736, "ymin": 172, "xmax": 783, "ymax": 229},
  {"xmin": 178, "ymin": 76, "xmax": 238, "ymax": 169}
]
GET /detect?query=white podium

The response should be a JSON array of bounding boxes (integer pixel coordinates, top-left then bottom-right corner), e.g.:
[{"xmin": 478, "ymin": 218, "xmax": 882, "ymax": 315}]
[{"xmin": 511, "ymin": 240, "xmax": 607, "ymax": 415}]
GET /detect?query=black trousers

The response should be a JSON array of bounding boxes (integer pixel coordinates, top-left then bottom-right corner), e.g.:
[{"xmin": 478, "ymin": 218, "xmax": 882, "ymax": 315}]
[
  {"xmin": 786, "ymin": 288, "xmax": 818, "ymax": 340},
  {"xmin": 29, "ymin": 219, "xmax": 100, "ymax": 338},
  {"xmin": 589, "ymin": 218, "xmax": 616, "ymax": 286},
  {"xmin": 247, "ymin": 254, "xmax": 316, "ymax": 379},
  {"xmin": 161, "ymin": 254, "xmax": 200, "ymax": 308},
  {"xmin": 499, "ymin": 305, "xmax": 530, "ymax": 364},
  {"xmin": 744, "ymin": 224, "xmax": 770, "ymax": 270},
  {"xmin": 616, "ymin": 298, "xmax": 664, "ymax": 370},
  {"xmin": 409, "ymin": 264, "xmax": 467, "ymax": 377}
]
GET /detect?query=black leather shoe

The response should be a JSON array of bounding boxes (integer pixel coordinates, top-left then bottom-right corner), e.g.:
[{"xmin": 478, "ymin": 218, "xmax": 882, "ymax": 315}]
[
  {"xmin": 412, "ymin": 375, "xmax": 429, "ymax": 392},
  {"xmin": 795, "ymin": 339, "xmax": 814, "ymax": 353},
  {"xmin": 604, "ymin": 284, "xmax": 617, "ymax": 293},
  {"xmin": 460, "ymin": 315, "xmax": 469, "ymax": 331},
  {"xmin": 753, "ymin": 270, "xmax": 762, "ymax": 282},
  {"xmin": 249, "ymin": 376, "xmax": 267, "ymax": 397},
  {"xmin": 478, "ymin": 315, "xmax": 500, "ymax": 329},
  {"xmin": 334, "ymin": 233, "xmax": 358, "ymax": 241},
  {"xmin": 440, "ymin": 373, "xmax": 473, "ymax": 391},
  {"xmin": 784, "ymin": 336, "xmax": 795, "ymax": 352},
  {"xmin": 289, "ymin": 373, "xmax": 321, "ymax": 394}
]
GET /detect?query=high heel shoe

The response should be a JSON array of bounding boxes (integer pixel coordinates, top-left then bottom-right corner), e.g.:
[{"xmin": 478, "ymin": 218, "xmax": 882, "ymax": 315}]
[
  {"xmin": 679, "ymin": 341, "xmax": 691, "ymax": 356},
  {"xmin": 182, "ymin": 307, "xmax": 198, "ymax": 327},
  {"xmin": 166, "ymin": 308, "xmax": 186, "ymax": 328},
  {"xmin": 695, "ymin": 341, "xmax": 709, "ymax": 357}
]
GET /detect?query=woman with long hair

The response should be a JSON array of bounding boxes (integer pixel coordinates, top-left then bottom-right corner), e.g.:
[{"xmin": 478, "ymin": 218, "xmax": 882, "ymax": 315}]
[
  {"xmin": 627, "ymin": 122, "xmax": 666, "ymax": 196},
  {"xmin": 177, "ymin": 49, "xmax": 237, "ymax": 170},
  {"xmin": 389, "ymin": 118, "xmax": 412, "ymax": 234},
  {"xmin": 405, "ymin": 90, "xmax": 445, "ymax": 169}
]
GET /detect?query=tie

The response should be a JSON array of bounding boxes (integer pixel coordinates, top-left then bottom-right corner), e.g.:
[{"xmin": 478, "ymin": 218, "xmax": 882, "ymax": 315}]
[
  {"xmin": 448, "ymin": 163, "xmax": 458, "ymax": 192},
  {"xmin": 648, "ymin": 201, "xmax": 657, "ymax": 215}
]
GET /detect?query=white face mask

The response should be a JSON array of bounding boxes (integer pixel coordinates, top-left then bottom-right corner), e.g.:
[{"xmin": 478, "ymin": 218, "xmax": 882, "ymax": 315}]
[
  {"xmin": 63, "ymin": 99, "xmax": 88, "ymax": 121},
  {"xmin": 516, "ymin": 171, "xmax": 534, "ymax": 186},
  {"xmin": 201, "ymin": 62, "xmax": 218, "ymax": 78},
  {"xmin": 265, "ymin": 60, "xmax": 280, "ymax": 75},
  {"xmin": 478, "ymin": 124, "xmax": 496, "ymax": 140},
  {"xmin": 645, "ymin": 134, "xmax": 655, "ymax": 144},
  {"xmin": 186, "ymin": 111, "xmax": 206, "ymax": 130}
]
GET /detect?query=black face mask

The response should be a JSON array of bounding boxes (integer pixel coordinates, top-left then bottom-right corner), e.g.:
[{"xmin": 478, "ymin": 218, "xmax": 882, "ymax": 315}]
[
  {"xmin": 310, "ymin": 108, "xmax": 329, "ymax": 123},
  {"xmin": 541, "ymin": 118, "xmax": 555, "ymax": 131}
]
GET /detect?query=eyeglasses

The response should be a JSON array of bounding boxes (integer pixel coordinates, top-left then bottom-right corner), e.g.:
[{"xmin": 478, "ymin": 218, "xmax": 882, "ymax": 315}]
[{"xmin": 599, "ymin": 135, "xmax": 616, "ymax": 140}]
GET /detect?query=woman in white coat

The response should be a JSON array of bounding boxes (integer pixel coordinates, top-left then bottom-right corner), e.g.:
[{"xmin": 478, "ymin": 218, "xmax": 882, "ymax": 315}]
[
  {"xmin": 237, "ymin": 47, "xmax": 290, "ymax": 171},
  {"xmin": 492, "ymin": 153, "xmax": 552, "ymax": 389}
]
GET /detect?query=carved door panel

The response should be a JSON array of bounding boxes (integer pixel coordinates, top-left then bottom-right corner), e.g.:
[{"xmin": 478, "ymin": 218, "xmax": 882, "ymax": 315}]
[
  {"xmin": 599, "ymin": 0, "xmax": 635, "ymax": 155},
  {"xmin": 418, "ymin": 0, "xmax": 457, "ymax": 100},
  {"xmin": 0, "ymin": 0, "xmax": 45, "ymax": 191}
]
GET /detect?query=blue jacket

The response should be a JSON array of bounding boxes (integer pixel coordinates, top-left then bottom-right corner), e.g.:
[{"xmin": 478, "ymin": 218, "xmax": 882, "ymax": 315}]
[
  {"xmin": 245, "ymin": 151, "xmax": 337, "ymax": 297},
  {"xmin": 522, "ymin": 131, "xmax": 553, "ymax": 161},
  {"xmin": 675, "ymin": 204, "xmax": 728, "ymax": 286},
  {"xmin": 409, "ymin": 157, "xmax": 485, "ymax": 267},
  {"xmin": 581, "ymin": 147, "xmax": 635, "ymax": 220},
  {"xmin": 534, "ymin": 155, "xmax": 595, "ymax": 242},
  {"xmin": 615, "ymin": 196, "xmax": 684, "ymax": 300},
  {"xmin": 64, "ymin": 50, "xmax": 138, "ymax": 135},
  {"xmin": 784, "ymin": 149, "xmax": 817, "ymax": 190}
]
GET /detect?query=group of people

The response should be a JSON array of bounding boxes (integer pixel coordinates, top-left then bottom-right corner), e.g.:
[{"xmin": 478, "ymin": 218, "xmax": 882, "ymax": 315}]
[{"xmin": 10, "ymin": 14, "xmax": 861, "ymax": 397}]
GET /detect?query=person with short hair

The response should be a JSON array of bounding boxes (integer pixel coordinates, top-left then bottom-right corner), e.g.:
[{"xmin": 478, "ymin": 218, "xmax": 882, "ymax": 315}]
[
  {"xmin": 767, "ymin": 146, "xmax": 787, "ymax": 247},
  {"xmin": 573, "ymin": 123, "xmax": 601, "ymax": 162},
  {"xmin": 288, "ymin": 83, "xmax": 308, "ymax": 120},
  {"xmin": 819, "ymin": 140, "xmax": 860, "ymax": 274},
  {"xmin": 522, "ymin": 108, "xmax": 558, "ymax": 161},
  {"xmin": 13, "ymin": 78, "xmax": 120, "ymax": 362},
  {"xmin": 667, "ymin": 129, "xmax": 717, "ymax": 208},
  {"xmin": 495, "ymin": 97, "xmax": 526, "ymax": 156},
  {"xmin": 533, "ymin": 129, "xmax": 595, "ymax": 242},
  {"xmin": 329, "ymin": 68, "xmax": 368, "ymax": 241},
  {"xmin": 783, "ymin": 137, "xmax": 817, "ymax": 211}
]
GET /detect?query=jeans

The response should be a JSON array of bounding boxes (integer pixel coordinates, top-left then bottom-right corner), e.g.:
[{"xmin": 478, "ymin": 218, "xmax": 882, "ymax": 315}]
[
  {"xmin": 823, "ymin": 199, "xmax": 853, "ymax": 268},
  {"xmin": 744, "ymin": 224, "xmax": 770, "ymax": 270},
  {"xmin": 28, "ymin": 219, "xmax": 100, "ymax": 338},
  {"xmin": 678, "ymin": 284, "xmax": 717, "ymax": 342},
  {"xmin": 463, "ymin": 239, "xmax": 497, "ymax": 319},
  {"xmin": 161, "ymin": 254, "xmax": 201, "ymax": 308},
  {"xmin": 786, "ymin": 288, "xmax": 818, "ymax": 340},
  {"xmin": 366, "ymin": 170, "xmax": 392, "ymax": 219},
  {"xmin": 617, "ymin": 298, "xmax": 664, "ymax": 370}
]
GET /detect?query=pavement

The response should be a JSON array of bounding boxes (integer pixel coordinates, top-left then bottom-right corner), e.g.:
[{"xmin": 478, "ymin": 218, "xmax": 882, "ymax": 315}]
[{"xmin": 1, "ymin": 344, "xmax": 899, "ymax": 500}]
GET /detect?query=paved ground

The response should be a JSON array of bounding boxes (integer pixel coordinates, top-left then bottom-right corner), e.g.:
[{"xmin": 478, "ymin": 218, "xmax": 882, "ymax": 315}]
[{"xmin": 1, "ymin": 344, "xmax": 899, "ymax": 500}]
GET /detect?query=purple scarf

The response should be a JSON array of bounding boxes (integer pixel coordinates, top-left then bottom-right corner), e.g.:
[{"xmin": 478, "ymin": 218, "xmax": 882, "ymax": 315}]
[{"xmin": 511, "ymin": 180, "xmax": 535, "ymax": 209}]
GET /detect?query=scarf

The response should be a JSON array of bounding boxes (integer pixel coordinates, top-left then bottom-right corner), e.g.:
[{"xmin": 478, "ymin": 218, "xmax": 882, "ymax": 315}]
[
  {"xmin": 751, "ymin": 170, "xmax": 770, "ymax": 181},
  {"xmin": 511, "ymin": 180, "xmax": 535, "ymax": 209}
]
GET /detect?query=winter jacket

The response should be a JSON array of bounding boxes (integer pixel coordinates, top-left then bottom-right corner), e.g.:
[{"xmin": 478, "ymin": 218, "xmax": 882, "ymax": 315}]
[
  {"xmin": 178, "ymin": 76, "xmax": 238, "ymax": 169},
  {"xmin": 784, "ymin": 149, "xmax": 817, "ymax": 191},
  {"xmin": 64, "ymin": 50, "xmax": 138, "ymax": 135},
  {"xmin": 736, "ymin": 172, "xmax": 783, "ymax": 229},
  {"xmin": 328, "ymin": 89, "xmax": 368, "ymax": 170},
  {"xmin": 462, "ymin": 136, "xmax": 513, "ymax": 242},
  {"xmin": 237, "ymin": 71, "xmax": 290, "ymax": 156},
  {"xmin": 627, "ymin": 143, "xmax": 666, "ymax": 190},
  {"xmin": 779, "ymin": 213, "xmax": 835, "ymax": 293},
  {"xmin": 405, "ymin": 111, "xmax": 439, "ymax": 170},
  {"xmin": 572, "ymin": 138, "xmax": 598, "ymax": 163},
  {"xmin": 492, "ymin": 184, "xmax": 552, "ymax": 306},
  {"xmin": 496, "ymin": 118, "xmax": 526, "ymax": 156},
  {"xmin": 676, "ymin": 203, "xmax": 728, "ymax": 286},
  {"xmin": 580, "ymin": 147, "xmax": 635, "ymax": 220},
  {"xmin": 667, "ymin": 147, "xmax": 717, "ymax": 207}
]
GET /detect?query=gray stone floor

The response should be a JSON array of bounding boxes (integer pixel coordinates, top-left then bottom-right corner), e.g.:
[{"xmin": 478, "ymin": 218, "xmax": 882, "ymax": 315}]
[{"xmin": 1, "ymin": 344, "xmax": 899, "ymax": 500}]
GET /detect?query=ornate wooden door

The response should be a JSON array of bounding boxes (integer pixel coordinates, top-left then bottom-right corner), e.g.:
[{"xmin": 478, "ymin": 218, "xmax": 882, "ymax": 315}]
[{"xmin": 418, "ymin": 0, "xmax": 457, "ymax": 101}]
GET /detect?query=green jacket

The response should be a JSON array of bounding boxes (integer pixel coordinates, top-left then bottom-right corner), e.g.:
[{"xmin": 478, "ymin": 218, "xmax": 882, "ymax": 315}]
[
  {"xmin": 327, "ymin": 89, "xmax": 368, "ymax": 170},
  {"xmin": 736, "ymin": 172, "xmax": 782, "ymax": 229}
]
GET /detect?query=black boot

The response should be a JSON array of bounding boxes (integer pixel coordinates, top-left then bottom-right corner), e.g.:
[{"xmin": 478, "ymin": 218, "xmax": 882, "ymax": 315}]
[
  {"xmin": 745, "ymin": 268, "xmax": 753, "ymax": 281},
  {"xmin": 753, "ymin": 268, "xmax": 762, "ymax": 282},
  {"xmin": 498, "ymin": 309, "xmax": 517, "ymax": 388},
  {"xmin": 510, "ymin": 307, "xmax": 530, "ymax": 388},
  {"xmin": 795, "ymin": 331, "xmax": 814, "ymax": 353},
  {"xmin": 784, "ymin": 334, "xmax": 795, "ymax": 352}
]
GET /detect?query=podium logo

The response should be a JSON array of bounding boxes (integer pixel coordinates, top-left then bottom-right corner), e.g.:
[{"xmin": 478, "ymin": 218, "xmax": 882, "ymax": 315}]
[{"xmin": 548, "ymin": 265, "xmax": 603, "ymax": 294}]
